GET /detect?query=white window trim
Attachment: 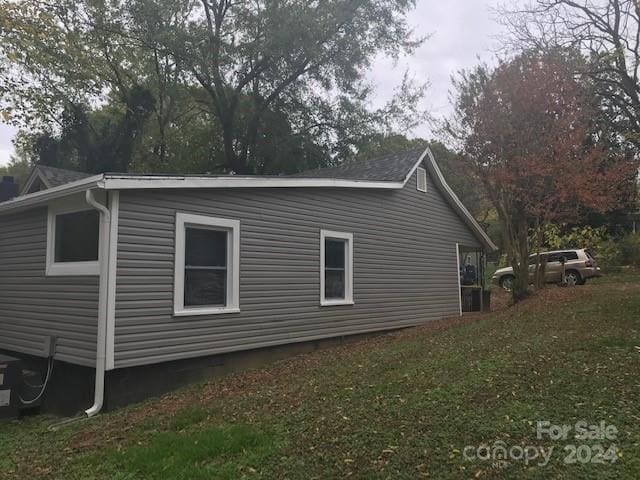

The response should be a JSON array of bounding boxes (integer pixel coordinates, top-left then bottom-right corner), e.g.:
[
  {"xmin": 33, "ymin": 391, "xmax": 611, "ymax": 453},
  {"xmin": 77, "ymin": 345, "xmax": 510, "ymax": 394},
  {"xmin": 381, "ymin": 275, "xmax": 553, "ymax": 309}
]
[
  {"xmin": 455, "ymin": 243, "xmax": 463, "ymax": 316},
  {"xmin": 46, "ymin": 202, "xmax": 101, "ymax": 276},
  {"xmin": 173, "ymin": 212, "xmax": 240, "ymax": 317},
  {"xmin": 320, "ymin": 229, "xmax": 354, "ymax": 307},
  {"xmin": 417, "ymin": 166, "xmax": 427, "ymax": 192}
]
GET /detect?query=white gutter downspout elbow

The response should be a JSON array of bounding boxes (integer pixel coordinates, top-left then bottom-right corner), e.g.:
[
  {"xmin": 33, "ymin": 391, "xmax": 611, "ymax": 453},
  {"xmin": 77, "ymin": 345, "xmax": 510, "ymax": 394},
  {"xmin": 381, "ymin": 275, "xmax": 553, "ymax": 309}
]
[{"xmin": 85, "ymin": 189, "xmax": 111, "ymax": 417}]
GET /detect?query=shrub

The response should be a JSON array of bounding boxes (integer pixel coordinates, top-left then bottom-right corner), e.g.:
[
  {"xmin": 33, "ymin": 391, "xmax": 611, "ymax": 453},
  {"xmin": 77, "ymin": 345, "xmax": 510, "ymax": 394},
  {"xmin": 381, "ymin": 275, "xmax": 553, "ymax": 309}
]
[
  {"xmin": 533, "ymin": 224, "xmax": 640, "ymax": 267},
  {"xmin": 618, "ymin": 234, "xmax": 640, "ymax": 266},
  {"xmin": 595, "ymin": 239, "xmax": 623, "ymax": 267}
]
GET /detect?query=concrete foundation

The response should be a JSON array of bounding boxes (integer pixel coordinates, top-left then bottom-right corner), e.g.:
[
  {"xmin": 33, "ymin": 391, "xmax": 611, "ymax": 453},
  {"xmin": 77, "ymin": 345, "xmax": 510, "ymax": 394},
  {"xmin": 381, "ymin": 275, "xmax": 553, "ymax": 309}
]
[{"xmin": 1, "ymin": 330, "xmax": 389, "ymax": 416}]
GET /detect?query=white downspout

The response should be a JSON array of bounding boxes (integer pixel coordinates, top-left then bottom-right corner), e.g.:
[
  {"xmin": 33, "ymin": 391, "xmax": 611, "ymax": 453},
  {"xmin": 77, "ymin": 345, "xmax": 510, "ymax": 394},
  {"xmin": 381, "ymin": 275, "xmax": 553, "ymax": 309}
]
[
  {"xmin": 455, "ymin": 243, "xmax": 463, "ymax": 316},
  {"xmin": 85, "ymin": 189, "xmax": 111, "ymax": 417}
]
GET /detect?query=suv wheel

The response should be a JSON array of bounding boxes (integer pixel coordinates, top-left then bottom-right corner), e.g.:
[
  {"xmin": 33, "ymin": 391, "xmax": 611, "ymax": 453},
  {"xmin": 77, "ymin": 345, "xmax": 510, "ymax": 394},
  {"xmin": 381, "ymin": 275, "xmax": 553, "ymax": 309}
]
[
  {"xmin": 500, "ymin": 275, "xmax": 515, "ymax": 291},
  {"xmin": 565, "ymin": 270, "xmax": 581, "ymax": 287}
]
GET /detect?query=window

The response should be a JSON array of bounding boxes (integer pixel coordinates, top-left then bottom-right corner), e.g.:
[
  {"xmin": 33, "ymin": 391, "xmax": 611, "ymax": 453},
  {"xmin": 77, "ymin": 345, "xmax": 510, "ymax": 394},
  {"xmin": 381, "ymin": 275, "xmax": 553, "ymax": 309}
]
[
  {"xmin": 417, "ymin": 166, "xmax": 427, "ymax": 192},
  {"xmin": 55, "ymin": 211, "xmax": 100, "ymax": 262},
  {"xmin": 46, "ymin": 206, "xmax": 100, "ymax": 276},
  {"xmin": 528, "ymin": 253, "xmax": 548, "ymax": 265},
  {"xmin": 174, "ymin": 213, "xmax": 240, "ymax": 316},
  {"xmin": 320, "ymin": 230, "xmax": 353, "ymax": 306}
]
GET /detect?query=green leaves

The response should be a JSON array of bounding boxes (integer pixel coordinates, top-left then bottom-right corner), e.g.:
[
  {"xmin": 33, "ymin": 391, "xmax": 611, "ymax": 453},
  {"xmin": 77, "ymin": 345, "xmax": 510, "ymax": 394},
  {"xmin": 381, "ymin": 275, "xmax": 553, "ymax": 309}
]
[{"xmin": 1, "ymin": 0, "xmax": 427, "ymax": 174}]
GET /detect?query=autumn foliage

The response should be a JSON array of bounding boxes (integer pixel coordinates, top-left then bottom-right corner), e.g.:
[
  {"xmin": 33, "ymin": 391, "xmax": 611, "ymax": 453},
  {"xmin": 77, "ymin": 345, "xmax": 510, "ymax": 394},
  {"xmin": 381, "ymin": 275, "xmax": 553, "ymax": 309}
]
[{"xmin": 449, "ymin": 50, "xmax": 637, "ymax": 300}]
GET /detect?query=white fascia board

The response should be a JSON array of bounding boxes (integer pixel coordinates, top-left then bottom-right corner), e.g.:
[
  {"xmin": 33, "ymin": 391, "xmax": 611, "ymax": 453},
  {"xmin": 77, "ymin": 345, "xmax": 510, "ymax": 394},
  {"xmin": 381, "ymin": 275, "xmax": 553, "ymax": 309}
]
[
  {"xmin": 0, "ymin": 173, "xmax": 401, "ymax": 214},
  {"xmin": 0, "ymin": 147, "xmax": 497, "ymax": 252},
  {"xmin": 0, "ymin": 175, "xmax": 105, "ymax": 215},
  {"xmin": 398, "ymin": 146, "xmax": 497, "ymax": 251},
  {"xmin": 401, "ymin": 148, "xmax": 430, "ymax": 186},
  {"xmin": 423, "ymin": 148, "xmax": 498, "ymax": 252},
  {"xmin": 105, "ymin": 191, "xmax": 119, "ymax": 371},
  {"xmin": 102, "ymin": 176, "xmax": 403, "ymax": 190}
]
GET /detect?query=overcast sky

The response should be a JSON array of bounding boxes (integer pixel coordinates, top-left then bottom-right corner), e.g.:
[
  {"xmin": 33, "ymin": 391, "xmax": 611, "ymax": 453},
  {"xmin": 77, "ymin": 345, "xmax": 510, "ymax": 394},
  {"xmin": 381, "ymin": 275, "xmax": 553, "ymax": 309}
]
[{"xmin": 0, "ymin": 0, "xmax": 503, "ymax": 167}]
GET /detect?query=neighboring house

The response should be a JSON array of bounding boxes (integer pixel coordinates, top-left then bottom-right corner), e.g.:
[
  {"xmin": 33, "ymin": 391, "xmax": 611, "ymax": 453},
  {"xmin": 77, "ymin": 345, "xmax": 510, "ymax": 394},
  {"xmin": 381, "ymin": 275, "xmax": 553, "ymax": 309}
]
[
  {"xmin": 0, "ymin": 148, "xmax": 496, "ymax": 414},
  {"xmin": 20, "ymin": 164, "xmax": 94, "ymax": 195}
]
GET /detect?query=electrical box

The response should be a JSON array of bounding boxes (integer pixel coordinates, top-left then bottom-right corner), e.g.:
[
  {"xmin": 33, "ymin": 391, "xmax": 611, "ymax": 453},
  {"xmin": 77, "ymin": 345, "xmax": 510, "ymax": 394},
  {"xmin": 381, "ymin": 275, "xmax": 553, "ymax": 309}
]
[{"xmin": 0, "ymin": 354, "xmax": 23, "ymax": 420}]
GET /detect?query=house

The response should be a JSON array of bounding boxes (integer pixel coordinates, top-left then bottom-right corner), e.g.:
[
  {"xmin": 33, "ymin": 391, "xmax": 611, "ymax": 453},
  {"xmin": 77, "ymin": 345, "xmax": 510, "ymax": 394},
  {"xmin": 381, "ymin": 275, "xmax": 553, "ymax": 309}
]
[{"xmin": 0, "ymin": 148, "xmax": 496, "ymax": 415}]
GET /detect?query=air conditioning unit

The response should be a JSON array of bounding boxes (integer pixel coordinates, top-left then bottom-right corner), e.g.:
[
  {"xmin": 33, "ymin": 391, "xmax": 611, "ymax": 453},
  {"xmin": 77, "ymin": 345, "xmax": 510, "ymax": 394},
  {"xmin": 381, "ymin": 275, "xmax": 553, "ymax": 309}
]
[
  {"xmin": 0, "ymin": 354, "xmax": 24, "ymax": 420},
  {"xmin": 0, "ymin": 337, "xmax": 56, "ymax": 420},
  {"xmin": 0, "ymin": 353, "xmax": 51, "ymax": 421}
]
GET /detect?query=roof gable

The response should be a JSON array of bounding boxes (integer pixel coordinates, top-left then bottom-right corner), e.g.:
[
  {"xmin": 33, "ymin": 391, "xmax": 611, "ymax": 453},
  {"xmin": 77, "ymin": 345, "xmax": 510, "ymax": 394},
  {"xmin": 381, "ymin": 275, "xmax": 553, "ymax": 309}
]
[{"xmin": 21, "ymin": 165, "xmax": 92, "ymax": 195}]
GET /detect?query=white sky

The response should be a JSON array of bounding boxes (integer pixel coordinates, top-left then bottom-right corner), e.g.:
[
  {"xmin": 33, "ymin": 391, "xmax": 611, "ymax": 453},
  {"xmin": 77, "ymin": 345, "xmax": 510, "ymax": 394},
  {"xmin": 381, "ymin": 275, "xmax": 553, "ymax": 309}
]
[{"xmin": 0, "ymin": 0, "xmax": 504, "ymax": 166}]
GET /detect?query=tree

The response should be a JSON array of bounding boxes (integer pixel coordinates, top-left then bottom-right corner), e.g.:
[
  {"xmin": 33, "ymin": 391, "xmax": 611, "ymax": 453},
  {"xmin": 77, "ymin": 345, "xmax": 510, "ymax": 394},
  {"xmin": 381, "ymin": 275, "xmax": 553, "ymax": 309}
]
[
  {"xmin": 0, "ymin": 0, "xmax": 427, "ymax": 174},
  {"xmin": 26, "ymin": 91, "xmax": 155, "ymax": 173},
  {"xmin": 167, "ymin": 0, "xmax": 425, "ymax": 173},
  {"xmin": 0, "ymin": 157, "xmax": 31, "ymax": 187},
  {"xmin": 447, "ymin": 49, "xmax": 636, "ymax": 301},
  {"xmin": 0, "ymin": 131, "xmax": 33, "ymax": 187},
  {"xmin": 0, "ymin": 0, "xmax": 214, "ymax": 173},
  {"xmin": 500, "ymin": 0, "xmax": 640, "ymax": 148}
]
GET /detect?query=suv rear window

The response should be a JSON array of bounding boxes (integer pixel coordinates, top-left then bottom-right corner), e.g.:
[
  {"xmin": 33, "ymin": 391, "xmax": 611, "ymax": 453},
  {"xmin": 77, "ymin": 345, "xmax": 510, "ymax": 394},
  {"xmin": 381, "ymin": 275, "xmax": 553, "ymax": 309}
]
[{"xmin": 547, "ymin": 251, "xmax": 579, "ymax": 262}]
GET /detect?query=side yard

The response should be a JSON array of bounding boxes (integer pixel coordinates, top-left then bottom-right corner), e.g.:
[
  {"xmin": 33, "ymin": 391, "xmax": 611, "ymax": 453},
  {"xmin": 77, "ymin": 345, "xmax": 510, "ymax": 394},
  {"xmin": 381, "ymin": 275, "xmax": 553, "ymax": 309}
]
[{"xmin": 2, "ymin": 270, "xmax": 639, "ymax": 479}]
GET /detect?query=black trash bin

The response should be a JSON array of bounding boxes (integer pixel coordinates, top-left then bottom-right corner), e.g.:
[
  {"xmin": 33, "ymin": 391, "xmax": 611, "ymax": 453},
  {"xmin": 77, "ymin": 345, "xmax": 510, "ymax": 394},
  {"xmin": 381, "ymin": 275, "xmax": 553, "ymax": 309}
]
[{"xmin": 482, "ymin": 290, "xmax": 491, "ymax": 312}]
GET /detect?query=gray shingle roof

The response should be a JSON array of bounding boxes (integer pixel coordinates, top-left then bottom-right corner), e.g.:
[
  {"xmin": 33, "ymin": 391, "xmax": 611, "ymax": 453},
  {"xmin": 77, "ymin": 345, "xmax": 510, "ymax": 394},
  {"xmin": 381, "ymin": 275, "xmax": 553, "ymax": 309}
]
[
  {"xmin": 36, "ymin": 165, "xmax": 92, "ymax": 188},
  {"xmin": 290, "ymin": 148, "xmax": 424, "ymax": 182}
]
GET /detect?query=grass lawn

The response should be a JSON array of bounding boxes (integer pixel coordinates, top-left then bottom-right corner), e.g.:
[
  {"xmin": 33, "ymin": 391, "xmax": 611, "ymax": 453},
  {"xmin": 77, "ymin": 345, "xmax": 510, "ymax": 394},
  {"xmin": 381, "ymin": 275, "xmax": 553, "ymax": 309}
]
[{"xmin": 2, "ymin": 270, "xmax": 640, "ymax": 479}]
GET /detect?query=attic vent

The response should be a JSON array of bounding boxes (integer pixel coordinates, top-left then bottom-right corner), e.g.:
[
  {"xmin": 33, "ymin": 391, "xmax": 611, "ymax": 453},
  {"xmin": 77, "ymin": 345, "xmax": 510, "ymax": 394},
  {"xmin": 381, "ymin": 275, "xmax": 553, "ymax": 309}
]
[{"xmin": 416, "ymin": 167, "xmax": 427, "ymax": 192}]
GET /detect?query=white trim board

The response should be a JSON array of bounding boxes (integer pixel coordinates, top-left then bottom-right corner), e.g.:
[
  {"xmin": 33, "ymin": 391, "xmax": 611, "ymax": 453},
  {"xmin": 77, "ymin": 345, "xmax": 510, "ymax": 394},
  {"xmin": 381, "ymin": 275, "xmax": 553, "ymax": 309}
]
[
  {"xmin": 102, "ymin": 177, "xmax": 401, "ymax": 190},
  {"xmin": 423, "ymin": 149, "xmax": 497, "ymax": 251},
  {"xmin": 0, "ymin": 175, "xmax": 104, "ymax": 214},
  {"xmin": 416, "ymin": 166, "xmax": 428, "ymax": 192},
  {"xmin": 173, "ymin": 212, "xmax": 241, "ymax": 317},
  {"xmin": 45, "ymin": 195, "xmax": 102, "ymax": 276},
  {"xmin": 402, "ymin": 148, "xmax": 429, "ymax": 185},
  {"xmin": 456, "ymin": 243, "xmax": 463, "ymax": 316},
  {"xmin": 0, "ymin": 147, "xmax": 497, "ymax": 251},
  {"xmin": 105, "ymin": 191, "xmax": 119, "ymax": 370},
  {"xmin": 320, "ymin": 229, "xmax": 354, "ymax": 307}
]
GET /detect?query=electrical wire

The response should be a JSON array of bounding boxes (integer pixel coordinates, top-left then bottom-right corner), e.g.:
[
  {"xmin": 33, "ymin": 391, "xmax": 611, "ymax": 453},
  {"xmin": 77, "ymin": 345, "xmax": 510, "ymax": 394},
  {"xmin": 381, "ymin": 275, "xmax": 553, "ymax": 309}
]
[
  {"xmin": 22, "ymin": 376, "xmax": 45, "ymax": 388},
  {"xmin": 19, "ymin": 357, "xmax": 54, "ymax": 405}
]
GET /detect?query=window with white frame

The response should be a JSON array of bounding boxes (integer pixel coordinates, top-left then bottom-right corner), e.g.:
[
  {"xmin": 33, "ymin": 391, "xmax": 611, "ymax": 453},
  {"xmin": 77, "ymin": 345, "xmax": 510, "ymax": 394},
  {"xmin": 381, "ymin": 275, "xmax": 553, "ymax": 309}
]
[
  {"xmin": 417, "ymin": 166, "xmax": 427, "ymax": 192},
  {"xmin": 174, "ymin": 213, "xmax": 240, "ymax": 316},
  {"xmin": 320, "ymin": 230, "xmax": 353, "ymax": 306},
  {"xmin": 46, "ymin": 205, "xmax": 100, "ymax": 276}
]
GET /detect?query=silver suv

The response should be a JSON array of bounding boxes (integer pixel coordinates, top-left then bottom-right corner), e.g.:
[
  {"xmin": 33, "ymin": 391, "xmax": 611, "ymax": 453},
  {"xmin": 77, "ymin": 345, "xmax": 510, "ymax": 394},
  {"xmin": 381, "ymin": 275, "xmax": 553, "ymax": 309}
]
[{"xmin": 493, "ymin": 249, "xmax": 602, "ymax": 290}]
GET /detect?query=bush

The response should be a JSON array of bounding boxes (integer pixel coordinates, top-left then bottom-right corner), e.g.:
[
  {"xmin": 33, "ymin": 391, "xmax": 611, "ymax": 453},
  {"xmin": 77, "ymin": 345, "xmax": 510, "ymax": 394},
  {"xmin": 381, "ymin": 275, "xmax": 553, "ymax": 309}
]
[
  {"xmin": 540, "ymin": 224, "xmax": 609, "ymax": 253},
  {"xmin": 596, "ymin": 239, "xmax": 623, "ymax": 267},
  {"xmin": 535, "ymin": 224, "xmax": 640, "ymax": 268},
  {"xmin": 618, "ymin": 234, "xmax": 640, "ymax": 266}
]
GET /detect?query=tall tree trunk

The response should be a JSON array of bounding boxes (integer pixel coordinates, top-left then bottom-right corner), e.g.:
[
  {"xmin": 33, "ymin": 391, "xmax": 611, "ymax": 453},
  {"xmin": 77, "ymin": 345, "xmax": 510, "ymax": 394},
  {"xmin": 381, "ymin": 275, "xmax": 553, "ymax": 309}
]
[
  {"xmin": 496, "ymin": 202, "xmax": 530, "ymax": 303},
  {"xmin": 532, "ymin": 219, "xmax": 546, "ymax": 290},
  {"xmin": 511, "ymin": 218, "xmax": 530, "ymax": 302}
]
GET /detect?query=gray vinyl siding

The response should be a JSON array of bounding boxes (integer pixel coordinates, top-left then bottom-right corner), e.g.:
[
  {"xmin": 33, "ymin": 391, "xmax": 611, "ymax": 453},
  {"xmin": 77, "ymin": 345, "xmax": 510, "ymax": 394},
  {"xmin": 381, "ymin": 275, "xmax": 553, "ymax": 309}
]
[
  {"xmin": 0, "ymin": 208, "xmax": 99, "ymax": 366},
  {"xmin": 114, "ymin": 167, "xmax": 480, "ymax": 368}
]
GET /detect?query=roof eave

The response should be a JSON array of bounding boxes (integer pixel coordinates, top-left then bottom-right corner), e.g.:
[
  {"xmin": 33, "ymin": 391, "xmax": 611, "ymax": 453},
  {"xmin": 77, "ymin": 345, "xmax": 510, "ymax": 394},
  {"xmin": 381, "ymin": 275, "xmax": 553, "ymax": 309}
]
[
  {"xmin": 0, "ymin": 174, "xmax": 105, "ymax": 215},
  {"xmin": 101, "ymin": 176, "xmax": 404, "ymax": 190},
  {"xmin": 422, "ymin": 148, "xmax": 498, "ymax": 252},
  {"xmin": 0, "ymin": 150, "xmax": 499, "ymax": 253}
]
